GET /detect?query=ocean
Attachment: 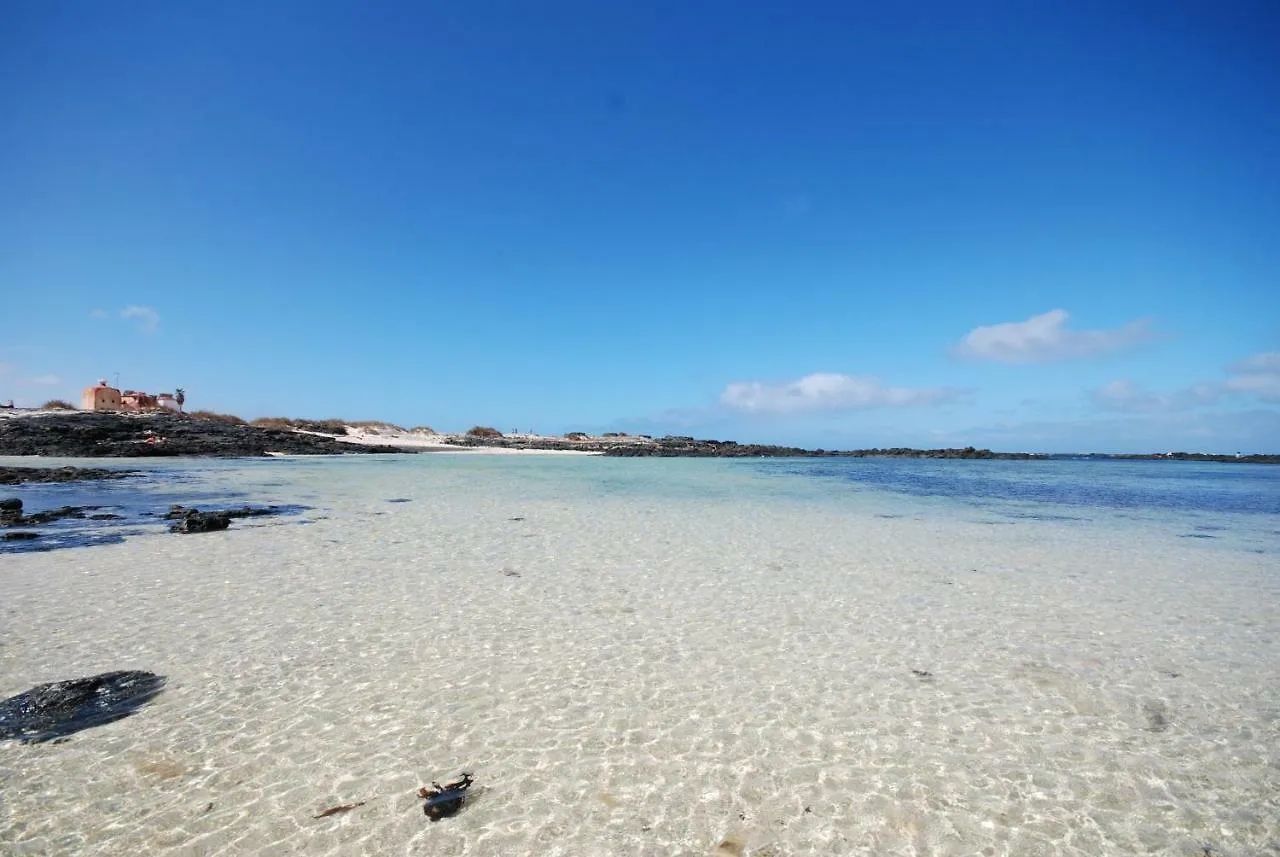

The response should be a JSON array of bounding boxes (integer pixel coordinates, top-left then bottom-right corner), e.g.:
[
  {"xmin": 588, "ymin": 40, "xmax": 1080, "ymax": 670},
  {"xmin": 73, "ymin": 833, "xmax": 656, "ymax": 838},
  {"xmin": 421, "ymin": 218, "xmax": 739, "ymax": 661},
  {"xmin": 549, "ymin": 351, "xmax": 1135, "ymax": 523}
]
[{"xmin": 1, "ymin": 454, "xmax": 1277, "ymax": 856}]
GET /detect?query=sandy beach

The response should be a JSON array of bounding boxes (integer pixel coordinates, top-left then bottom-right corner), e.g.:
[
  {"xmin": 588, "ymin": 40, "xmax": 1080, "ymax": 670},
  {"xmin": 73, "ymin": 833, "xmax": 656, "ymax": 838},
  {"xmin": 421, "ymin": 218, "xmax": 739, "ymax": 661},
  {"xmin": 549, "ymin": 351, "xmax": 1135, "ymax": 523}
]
[
  {"xmin": 330, "ymin": 426, "xmax": 605, "ymax": 455},
  {"xmin": 1, "ymin": 455, "xmax": 1276, "ymax": 856}
]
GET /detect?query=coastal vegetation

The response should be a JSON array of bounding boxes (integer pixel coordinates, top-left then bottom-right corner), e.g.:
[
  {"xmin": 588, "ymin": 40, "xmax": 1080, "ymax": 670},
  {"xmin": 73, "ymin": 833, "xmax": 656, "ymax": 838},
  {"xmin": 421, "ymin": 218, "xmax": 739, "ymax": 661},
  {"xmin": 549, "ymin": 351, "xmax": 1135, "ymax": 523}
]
[
  {"xmin": 251, "ymin": 416, "xmax": 349, "ymax": 435},
  {"xmin": 39, "ymin": 399, "xmax": 75, "ymax": 410},
  {"xmin": 465, "ymin": 426, "xmax": 504, "ymax": 438},
  {"xmin": 188, "ymin": 410, "xmax": 247, "ymax": 425}
]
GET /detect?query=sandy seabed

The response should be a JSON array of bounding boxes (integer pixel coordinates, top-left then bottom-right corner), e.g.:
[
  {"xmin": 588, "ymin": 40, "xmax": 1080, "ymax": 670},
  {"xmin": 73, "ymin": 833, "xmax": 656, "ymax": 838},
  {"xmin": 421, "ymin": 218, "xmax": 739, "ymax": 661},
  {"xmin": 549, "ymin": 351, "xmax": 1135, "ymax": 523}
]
[{"xmin": 1, "ymin": 456, "xmax": 1277, "ymax": 856}]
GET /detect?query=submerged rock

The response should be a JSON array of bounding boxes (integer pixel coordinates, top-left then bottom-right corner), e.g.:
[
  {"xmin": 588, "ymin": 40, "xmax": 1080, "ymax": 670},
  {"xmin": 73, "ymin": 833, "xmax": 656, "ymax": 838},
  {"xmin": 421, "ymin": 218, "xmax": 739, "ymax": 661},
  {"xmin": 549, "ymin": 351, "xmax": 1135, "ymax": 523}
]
[
  {"xmin": 0, "ymin": 465, "xmax": 138, "ymax": 485},
  {"xmin": 169, "ymin": 511, "xmax": 231, "ymax": 533},
  {"xmin": 0, "ymin": 671, "xmax": 167, "ymax": 743},
  {"xmin": 0, "ymin": 499, "xmax": 95, "ymax": 527},
  {"xmin": 2, "ymin": 531, "xmax": 40, "ymax": 541},
  {"xmin": 166, "ymin": 504, "xmax": 286, "ymax": 533}
]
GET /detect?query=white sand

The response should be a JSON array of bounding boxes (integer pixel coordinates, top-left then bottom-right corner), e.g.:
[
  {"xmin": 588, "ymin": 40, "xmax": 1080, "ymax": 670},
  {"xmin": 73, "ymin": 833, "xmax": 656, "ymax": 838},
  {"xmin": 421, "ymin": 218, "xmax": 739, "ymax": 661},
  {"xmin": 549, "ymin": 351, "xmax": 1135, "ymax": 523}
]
[
  {"xmin": 1, "ymin": 457, "xmax": 1276, "ymax": 856},
  {"xmin": 333, "ymin": 426, "xmax": 603, "ymax": 455}
]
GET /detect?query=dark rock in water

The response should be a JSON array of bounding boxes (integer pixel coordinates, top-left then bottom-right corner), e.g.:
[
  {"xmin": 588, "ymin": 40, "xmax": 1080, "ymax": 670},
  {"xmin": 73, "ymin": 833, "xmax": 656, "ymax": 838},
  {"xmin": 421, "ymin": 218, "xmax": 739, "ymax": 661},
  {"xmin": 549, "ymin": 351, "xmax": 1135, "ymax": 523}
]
[
  {"xmin": 90, "ymin": 513, "xmax": 123, "ymax": 520},
  {"xmin": 18, "ymin": 505, "xmax": 91, "ymax": 525},
  {"xmin": 2, "ymin": 531, "xmax": 40, "ymax": 541},
  {"xmin": 0, "ymin": 465, "xmax": 139, "ymax": 485},
  {"xmin": 1142, "ymin": 700, "xmax": 1170, "ymax": 733},
  {"xmin": 163, "ymin": 504, "xmax": 187, "ymax": 520},
  {"xmin": 165, "ymin": 504, "xmax": 285, "ymax": 533},
  {"xmin": 0, "ymin": 671, "xmax": 167, "ymax": 743},
  {"xmin": 418, "ymin": 772, "xmax": 474, "ymax": 821},
  {"xmin": 221, "ymin": 506, "xmax": 284, "ymax": 519},
  {"xmin": 387, "ymin": 498, "xmax": 412, "ymax": 503},
  {"xmin": 1, "ymin": 500, "xmax": 96, "ymax": 527},
  {"xmin": 169, "ymin": 510, "xmax": 231, "ymax": 533},
  {"xmin": 0, "ymin": 500, "xmax": 20, "ymax": 525}
]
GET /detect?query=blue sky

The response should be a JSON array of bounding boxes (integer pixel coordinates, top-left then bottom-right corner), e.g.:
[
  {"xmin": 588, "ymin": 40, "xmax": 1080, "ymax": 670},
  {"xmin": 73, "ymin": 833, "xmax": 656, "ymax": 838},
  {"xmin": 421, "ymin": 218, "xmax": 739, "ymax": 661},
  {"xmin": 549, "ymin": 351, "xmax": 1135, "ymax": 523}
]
[{"xmin": 3, "ymin": 1, "xmax": 1278, "ymax": 452}]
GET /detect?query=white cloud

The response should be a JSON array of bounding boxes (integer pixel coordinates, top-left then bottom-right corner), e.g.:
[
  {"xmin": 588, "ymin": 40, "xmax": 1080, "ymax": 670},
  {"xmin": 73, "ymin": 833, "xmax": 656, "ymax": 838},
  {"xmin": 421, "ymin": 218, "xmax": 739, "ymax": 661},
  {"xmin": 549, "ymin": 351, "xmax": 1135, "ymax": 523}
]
[
  {"xmin": 1091, "ymin": 380, "xmax": 1169, "ymax": 413},
  {"xmin": 1091, "ymin": 379, "xmax": 1221, "ymax": 413},
  {"xmin": 950, "ymin": 409, "xmax": 1280, "ymax": 454},
  {"xmin": 1225, "ymin": 351, "xmax": 1280, "ymax": 401},
  {"xmin": 120, "ymin": 305, "xmax": 160, "ymax": 333},
  {"xmin": 1232, "ymin": 351, "xmax": 1280, "ymax": 373},
  {"xmin": 720, "ymin": 372, "xmax": 956, "ymax": 414},
  {"xmin": 1093, "ymin": 350, "xmax": 1280, "ymax": 413},
  {"xmin": 1225, "ymin": 374, "xmax": 1280, "ymax": 400},
  {"xmin": 954, "ymin": 309, "xmax": 1154, "ymax": 364}
]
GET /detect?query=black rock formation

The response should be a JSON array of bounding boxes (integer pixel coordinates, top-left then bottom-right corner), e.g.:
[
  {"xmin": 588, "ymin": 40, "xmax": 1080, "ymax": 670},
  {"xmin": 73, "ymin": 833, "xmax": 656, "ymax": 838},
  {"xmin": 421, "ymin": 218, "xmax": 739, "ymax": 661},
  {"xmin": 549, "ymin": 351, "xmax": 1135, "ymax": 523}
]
[
  {"xmin": 164, "ymin": 504, "xmax": 287, "ymax": 533},
  {"xmin": 2, "ymin": 531, "xmax": 40, "ymax": 541},
  {"xmin": 0, "ymin": 412, "xmax": 414, "ymax": 458},
  {"xmin": 0, "ymin": 671, "xmax": 167, "ymax": 743},
  {"xmin": 1, "ymin": 499, "xmax": 94, "ymax": 527},
  {"xmin": 0, "ymin": 465, "xmax": 139, "ymax": 485}
]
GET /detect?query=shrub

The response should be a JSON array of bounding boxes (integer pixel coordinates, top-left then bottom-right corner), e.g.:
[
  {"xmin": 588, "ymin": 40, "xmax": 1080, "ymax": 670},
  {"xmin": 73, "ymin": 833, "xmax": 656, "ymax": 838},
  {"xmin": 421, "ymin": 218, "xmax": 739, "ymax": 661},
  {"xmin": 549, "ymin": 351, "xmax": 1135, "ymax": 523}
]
[
  {"xmin": 564, "ymin": 432, "xmax": 589, "ymax": 441},
  {"xmin": 190, "ymin": 410, "xmax": 247, "ymax": 425},
  {"xmin": 249, "ymin": 416, "xmax": 348, "ymax": 435},
  {"xmin": 250, "ymin": 416, "xmax": 293, "ymax": 429},
  {"xmin": 41, "ymin": 399, "xmax": 76, "ymax": 410},
  {"xmin": 295, "ymin": 418, "xmax": 348, "ymax": 435},
  {"xmin": 348, "ymin": 419, "xmax": 407, "ymax": 432},
  {"xmin": 408, "ymin": 425, "xmax": 436, "ymax": 434},
  {"xmin": 466, "ymin": 425, "xmax": 503, "ymax": 438}
]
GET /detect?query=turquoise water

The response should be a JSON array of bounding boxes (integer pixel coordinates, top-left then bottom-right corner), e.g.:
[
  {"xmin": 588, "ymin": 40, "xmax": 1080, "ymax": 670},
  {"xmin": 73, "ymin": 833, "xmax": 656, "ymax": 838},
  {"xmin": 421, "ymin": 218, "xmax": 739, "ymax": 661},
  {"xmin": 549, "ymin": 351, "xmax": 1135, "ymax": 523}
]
[
  {"xmin": 741, "ymin": 457, "xmax": 1280, "ymax": 553},
  {"xmin": 747, "ymin": 457, "xmax": 1280, "ymax": 516},
  {"xmin": 4, "ymin": 455, "xmax": 1278, "ymax": 555}
]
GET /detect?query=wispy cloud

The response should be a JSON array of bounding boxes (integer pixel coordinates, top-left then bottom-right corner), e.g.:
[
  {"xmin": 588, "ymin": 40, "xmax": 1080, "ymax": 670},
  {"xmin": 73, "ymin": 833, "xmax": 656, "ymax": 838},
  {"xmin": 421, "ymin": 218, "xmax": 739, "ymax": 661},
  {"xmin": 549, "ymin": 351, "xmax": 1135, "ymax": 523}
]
[
  {"xmin": 120, "ymin": 305, "xmax": 160, "ymax": 333},
  {"xmin": 1093, "ymin": 350, "xmax": 1280, "ymax": 413},
  {"xmin": 949, "ymin": 409, "xmax": 1280, "ymax": 454},
  {"xmin": 720, "ymin": 372, "xmax": 957, "ymax": 414},
  {"xmin": 1091, "ymin": 379, "xmax": 1222, "ymax": 413},
  {"xmin": 954, "ymin": 309, "xmax": 1155, "ymax": 364},
  {"xmin": 1225, "ymin": 351, "xmax": 1280, "ymax": 401}
]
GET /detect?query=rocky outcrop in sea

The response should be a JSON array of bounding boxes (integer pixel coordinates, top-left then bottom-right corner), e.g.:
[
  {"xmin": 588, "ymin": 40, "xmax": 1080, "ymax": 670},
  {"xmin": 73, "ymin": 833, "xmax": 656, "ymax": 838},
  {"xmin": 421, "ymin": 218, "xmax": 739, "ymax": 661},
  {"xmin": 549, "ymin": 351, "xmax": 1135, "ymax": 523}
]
[{"xmin": 446, "ymin": 434, "xmax": 1047, "ymax": 459}]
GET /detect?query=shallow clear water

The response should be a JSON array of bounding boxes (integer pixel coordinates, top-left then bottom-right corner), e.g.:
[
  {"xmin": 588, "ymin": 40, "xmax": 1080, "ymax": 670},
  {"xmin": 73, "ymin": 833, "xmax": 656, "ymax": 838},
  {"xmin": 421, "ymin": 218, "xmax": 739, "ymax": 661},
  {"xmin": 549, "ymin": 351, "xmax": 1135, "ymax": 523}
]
[
  {"xmin": 749, "ymin": 457, "xmax": 1280, "ymax": 516},
  {"xmin": 744, "ymin": 457, "xmax": 1280, "ymax": 555},
  {"xmin": 1, "ymin": 454, "xmax": 1277, "ymax": 856}
]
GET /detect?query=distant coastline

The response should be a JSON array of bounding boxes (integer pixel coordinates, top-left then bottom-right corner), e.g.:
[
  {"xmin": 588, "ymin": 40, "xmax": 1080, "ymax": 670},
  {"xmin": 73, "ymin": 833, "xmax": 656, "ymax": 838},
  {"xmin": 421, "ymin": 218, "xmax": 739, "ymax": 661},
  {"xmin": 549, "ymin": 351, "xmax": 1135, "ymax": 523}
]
[{"xmin": 0, "ymin": 408, "xmax": 1276, "ymax": 463}]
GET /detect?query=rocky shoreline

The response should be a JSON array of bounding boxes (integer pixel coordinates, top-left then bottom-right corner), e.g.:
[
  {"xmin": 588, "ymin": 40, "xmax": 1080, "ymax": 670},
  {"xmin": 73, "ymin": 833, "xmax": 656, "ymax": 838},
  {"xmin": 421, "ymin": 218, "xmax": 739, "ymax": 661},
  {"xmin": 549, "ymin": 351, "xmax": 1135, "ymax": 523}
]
[
  {"xmin": 0, "ymin": 412, "xmax": 411, "ymax": 458},
  {"xmin": 2, "ymin": 410, "xmax": 1274, "ymax": 462},
  {"xmin": 1, "ymin": 465, "xmax": 141, "ymax": 485},
  {"xmin": 447, "ymin": 435, "xmax": 1048, "ymax": 459}
]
